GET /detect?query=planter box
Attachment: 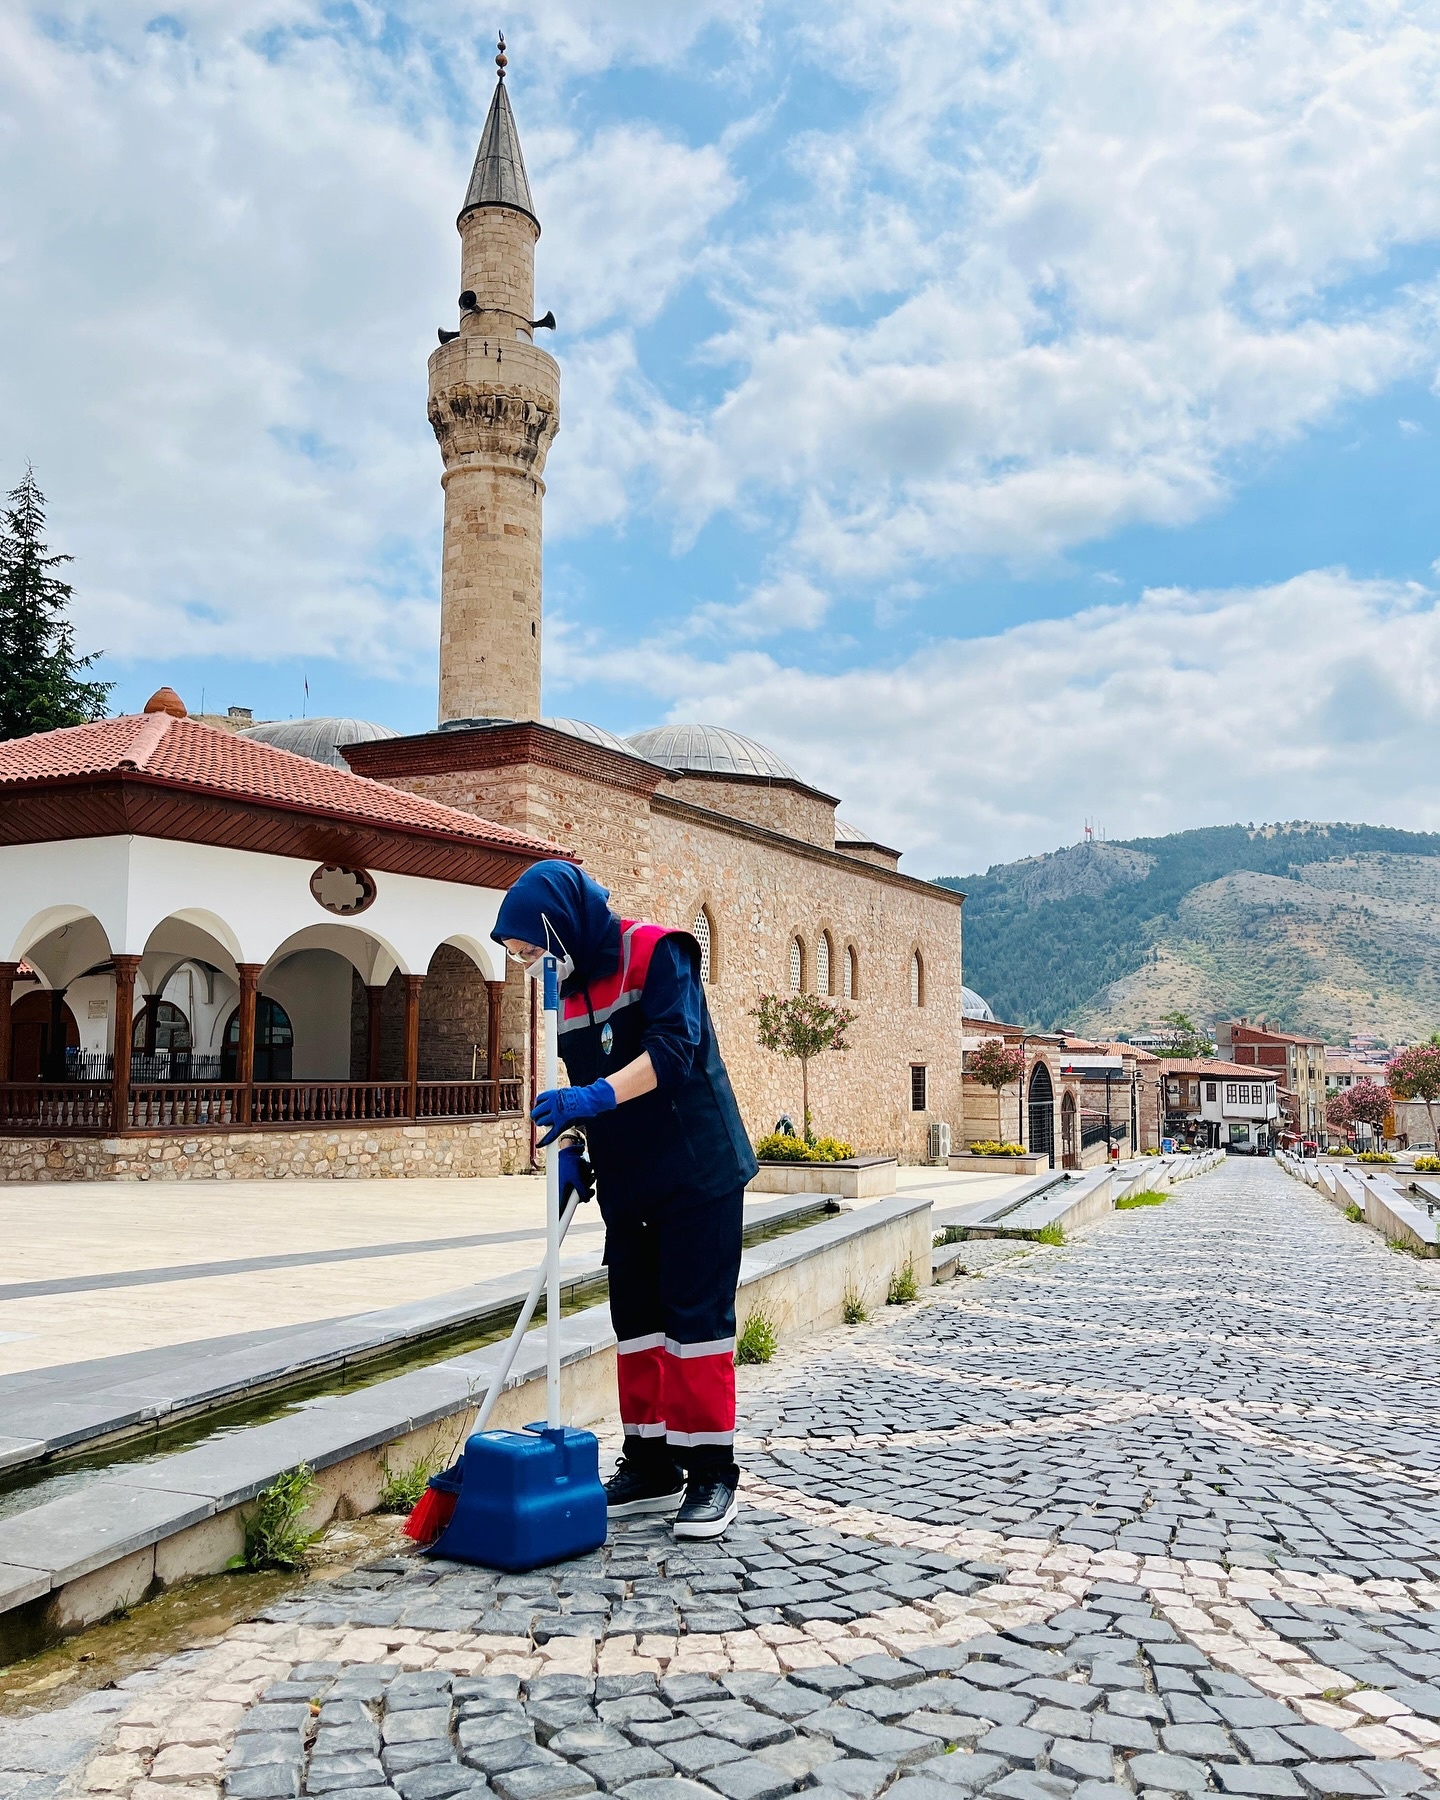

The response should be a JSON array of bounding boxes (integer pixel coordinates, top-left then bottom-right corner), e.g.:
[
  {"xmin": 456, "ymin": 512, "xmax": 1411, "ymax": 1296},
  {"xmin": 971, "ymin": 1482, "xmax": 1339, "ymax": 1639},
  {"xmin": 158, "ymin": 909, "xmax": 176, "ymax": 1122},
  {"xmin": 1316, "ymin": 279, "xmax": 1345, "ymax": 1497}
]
[
  {"xmin": 949, "ymin": 1151, "xmax": 1049, "ymax": 1175},
  {"xmin": 749, "ymin": 1154, "xmax": 897, "ymax": 1199}
]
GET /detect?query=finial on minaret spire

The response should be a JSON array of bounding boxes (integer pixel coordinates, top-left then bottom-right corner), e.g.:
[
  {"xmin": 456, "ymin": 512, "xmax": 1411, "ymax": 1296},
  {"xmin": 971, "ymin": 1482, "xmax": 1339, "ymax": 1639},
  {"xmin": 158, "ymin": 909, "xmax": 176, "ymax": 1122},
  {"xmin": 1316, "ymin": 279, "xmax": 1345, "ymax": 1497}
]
[{"xmin": 496, "ymin": 32, "xmax": 507, "ymax": 79}]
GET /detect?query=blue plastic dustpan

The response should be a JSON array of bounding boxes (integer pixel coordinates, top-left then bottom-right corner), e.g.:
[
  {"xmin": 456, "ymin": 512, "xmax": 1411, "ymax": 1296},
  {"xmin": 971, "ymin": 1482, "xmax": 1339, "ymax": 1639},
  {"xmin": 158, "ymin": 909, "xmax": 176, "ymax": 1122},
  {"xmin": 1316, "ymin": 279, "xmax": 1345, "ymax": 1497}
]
[{"xmin": 430, "ymin": 1421, "xmax": 607, "ymax": 1571}]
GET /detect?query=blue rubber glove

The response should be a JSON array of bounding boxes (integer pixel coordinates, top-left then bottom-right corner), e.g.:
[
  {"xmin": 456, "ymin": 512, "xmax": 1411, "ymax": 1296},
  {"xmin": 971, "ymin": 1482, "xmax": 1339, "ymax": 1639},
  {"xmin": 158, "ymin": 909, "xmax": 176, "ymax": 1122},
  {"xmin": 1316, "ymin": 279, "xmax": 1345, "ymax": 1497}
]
[
  {"xmin": 557, "ymin": 1142, "xmax": 595, "ymax": 1206},
  {"xmin": 532, "ymin": 1079, "xmax": 617, "ymax": 1147}
]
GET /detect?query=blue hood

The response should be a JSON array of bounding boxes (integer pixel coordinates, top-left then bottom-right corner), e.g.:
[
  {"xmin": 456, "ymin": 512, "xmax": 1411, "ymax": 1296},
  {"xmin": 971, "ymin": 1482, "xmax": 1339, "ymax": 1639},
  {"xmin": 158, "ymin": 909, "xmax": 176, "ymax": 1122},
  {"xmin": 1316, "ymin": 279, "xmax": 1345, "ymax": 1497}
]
[{"xmin": 491, "ymin": 861, "xmax": 620, "ymax": 989}]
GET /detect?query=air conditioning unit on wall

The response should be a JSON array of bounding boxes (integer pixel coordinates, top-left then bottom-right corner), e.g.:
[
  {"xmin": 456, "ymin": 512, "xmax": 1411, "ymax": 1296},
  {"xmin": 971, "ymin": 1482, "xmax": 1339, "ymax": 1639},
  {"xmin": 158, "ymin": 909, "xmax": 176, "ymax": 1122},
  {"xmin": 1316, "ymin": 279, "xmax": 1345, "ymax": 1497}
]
[{"xmin": 927, "ymin": 1120, "xmax": 951, "ymax": 1163}]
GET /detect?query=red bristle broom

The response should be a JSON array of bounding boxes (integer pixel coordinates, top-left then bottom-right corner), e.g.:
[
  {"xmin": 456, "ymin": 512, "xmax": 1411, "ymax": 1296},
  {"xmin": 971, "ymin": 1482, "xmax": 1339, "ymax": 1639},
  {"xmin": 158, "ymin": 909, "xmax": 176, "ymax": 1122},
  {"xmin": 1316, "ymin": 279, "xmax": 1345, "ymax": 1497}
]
[{"xmin": 404, "ymin": 1188, "xmax": 586, "ymax": 1546}]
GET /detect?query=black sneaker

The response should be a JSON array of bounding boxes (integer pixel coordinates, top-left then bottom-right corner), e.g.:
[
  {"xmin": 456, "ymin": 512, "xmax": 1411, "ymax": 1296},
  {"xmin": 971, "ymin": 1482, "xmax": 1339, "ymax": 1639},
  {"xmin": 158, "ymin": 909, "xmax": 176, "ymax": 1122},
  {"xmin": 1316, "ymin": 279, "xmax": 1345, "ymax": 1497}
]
[
  {"xmin": 604, "ymin": 1458, "xmax": 686, "ymax": 1518},
  {"xmin": 673, "ymin": 1476, "xmax": 739, "ymax": 1540}
]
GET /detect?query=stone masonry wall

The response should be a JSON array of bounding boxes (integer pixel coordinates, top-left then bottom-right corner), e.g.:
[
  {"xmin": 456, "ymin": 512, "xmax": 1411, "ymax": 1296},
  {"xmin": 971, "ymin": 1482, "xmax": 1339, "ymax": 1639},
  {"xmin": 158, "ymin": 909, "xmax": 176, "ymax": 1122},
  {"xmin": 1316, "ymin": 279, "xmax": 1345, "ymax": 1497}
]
[
  {"xmin": 395, "ymin": 761, "xmax": 657, "ymax": 911},
  {"xmin": 459, "ymin": 205, "xmax": 537, "ymax": 324},
  {"xmin": 663, "ymin": 774, "xmax": 838, "ymax": 850},
  {"xmin": 0, "ymin": 1116, "xmax": 530, "ymax": 1182},
  {"xmin": 437, "ymin": 463, "xmax": 544, "ymax": 725},
  {"xmin": 649, "ymin": 800, "xmax": 963, "ymax": 1163},
  {"xmin": 378, "ymin": 761, "xmax": 963, "ymax": 1162}
]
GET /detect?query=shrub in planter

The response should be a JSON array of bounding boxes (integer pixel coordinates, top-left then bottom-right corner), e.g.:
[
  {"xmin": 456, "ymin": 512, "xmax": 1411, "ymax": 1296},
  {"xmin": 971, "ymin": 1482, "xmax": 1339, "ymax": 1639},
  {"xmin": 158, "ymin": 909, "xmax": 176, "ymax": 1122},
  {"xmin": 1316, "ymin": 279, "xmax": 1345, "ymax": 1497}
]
[
  {"xmin": 965, "ymin": 1140, "xmax": 1025, "ymax": 1157},
  {"xmin": 1357, "ymin": 1150, "xmax": 1395, "ymax": 1163},
  {"xmin": 1414, "ymin": 1155, "xmax": 1440, "ymax": 1173},
  {"xmin": 755, "ymin": 1131, "xmax": 855, "ymax": 1164}
]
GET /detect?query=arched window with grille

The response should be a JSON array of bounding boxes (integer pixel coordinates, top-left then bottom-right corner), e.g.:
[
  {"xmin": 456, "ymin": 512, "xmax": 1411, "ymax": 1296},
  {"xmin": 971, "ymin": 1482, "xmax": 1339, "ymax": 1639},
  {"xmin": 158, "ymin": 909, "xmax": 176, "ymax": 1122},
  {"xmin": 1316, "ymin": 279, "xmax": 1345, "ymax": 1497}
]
[
  {"xmin": 910, "ymin": 950, "xmax": 924, "ymax": 1007},
  {"xmin": 844, "ymin": 945, "xmax": 857, "ymax": 1001},
  {"xmin": 789, "ymin": 938, "xmax": 804, "ymax": 992},
  {"xmin": 691, "ymin": 906, "xmax": 713, "ymax": 983},
  {"xmin": 816, "ymin": 932, "xmax": 832, "ymax": 996}
]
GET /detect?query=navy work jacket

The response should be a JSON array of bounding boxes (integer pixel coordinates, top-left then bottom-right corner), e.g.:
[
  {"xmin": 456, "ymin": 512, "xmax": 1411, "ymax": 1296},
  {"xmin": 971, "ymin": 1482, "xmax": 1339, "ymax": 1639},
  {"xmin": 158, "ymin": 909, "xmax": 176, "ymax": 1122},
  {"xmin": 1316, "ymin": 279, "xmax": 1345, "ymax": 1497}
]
[{"xmin": 558, "ymin": 919, "xmax": 758, "ymax": 1209}]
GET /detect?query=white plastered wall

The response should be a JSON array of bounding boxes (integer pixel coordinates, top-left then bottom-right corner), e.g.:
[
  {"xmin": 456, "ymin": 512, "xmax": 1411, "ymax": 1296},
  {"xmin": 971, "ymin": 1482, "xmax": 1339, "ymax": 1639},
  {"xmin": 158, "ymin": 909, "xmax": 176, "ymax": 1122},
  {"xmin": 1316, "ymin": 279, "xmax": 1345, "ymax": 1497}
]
[{"xmin": 1, "ymin": 836, "xmax": 508, "ymax": 1070}]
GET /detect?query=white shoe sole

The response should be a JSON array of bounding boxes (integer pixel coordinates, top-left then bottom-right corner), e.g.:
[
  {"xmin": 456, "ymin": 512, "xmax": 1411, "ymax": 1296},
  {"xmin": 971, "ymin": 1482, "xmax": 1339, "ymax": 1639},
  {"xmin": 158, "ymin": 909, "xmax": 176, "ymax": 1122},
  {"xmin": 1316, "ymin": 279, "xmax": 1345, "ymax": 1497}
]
[
  {"xmin": 607, "ymin": 1487, "xmax": 686, "ymax": 1518},
  {"xmin": 672, "ymin": 1488, "xmax": 740, "ymax": 1539}
]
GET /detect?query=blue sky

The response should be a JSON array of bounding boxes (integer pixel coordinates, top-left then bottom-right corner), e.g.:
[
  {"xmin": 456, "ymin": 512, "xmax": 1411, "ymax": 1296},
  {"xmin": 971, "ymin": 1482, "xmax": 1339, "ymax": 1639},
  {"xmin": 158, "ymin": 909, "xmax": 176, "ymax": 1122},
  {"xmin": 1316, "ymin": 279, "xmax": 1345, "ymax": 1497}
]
[{"xmin": 6, "ymin": 0, "xmax": 1440, "ymax": 873}]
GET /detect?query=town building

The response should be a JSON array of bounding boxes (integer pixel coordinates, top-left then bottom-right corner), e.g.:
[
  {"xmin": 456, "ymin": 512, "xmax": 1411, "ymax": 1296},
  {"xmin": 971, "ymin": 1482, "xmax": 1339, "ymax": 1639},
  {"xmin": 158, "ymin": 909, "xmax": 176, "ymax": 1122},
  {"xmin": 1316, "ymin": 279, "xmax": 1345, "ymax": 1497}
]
[
  {"xmin": 1161, "ymin": 1059, "xmax": 1280, "ymax": 1151},
  {"xmin": 1217, "ymin": 1019, "xmax": 1327, "ymax": 1147},
  {"xmin": 960, "ymin": 1008, "xmax": 1163, "ymax": 1167}
]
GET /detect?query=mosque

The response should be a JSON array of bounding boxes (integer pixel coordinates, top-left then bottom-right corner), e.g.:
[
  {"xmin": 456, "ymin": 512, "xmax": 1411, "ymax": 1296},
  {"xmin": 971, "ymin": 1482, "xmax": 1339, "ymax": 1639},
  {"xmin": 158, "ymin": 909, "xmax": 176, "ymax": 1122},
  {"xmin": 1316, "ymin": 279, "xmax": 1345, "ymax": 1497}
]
[{"xmin": 0, "ymin": 49, "xmax": 963, "ymax": 1179}]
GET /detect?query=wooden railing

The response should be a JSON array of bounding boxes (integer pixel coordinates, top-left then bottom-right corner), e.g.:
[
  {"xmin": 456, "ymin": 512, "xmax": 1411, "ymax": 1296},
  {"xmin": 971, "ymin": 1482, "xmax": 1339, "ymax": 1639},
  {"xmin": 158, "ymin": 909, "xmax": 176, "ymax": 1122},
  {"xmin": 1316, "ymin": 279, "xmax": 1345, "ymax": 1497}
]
[
  {"xmin": 0, "ymin": 1082, "xmax": 113, "ymax": 1132},
  {"xmin": 250, "ymin": 1082, "xmax": 411, "ymax": 1125},
  {"xmin": 416, "ymin": 1078, "xmax": 523, "ymax": 1118},
  {"xmin": 128, "ymin": 1084, "xmax": 244, "ymax": 1129},
  {"xmin": 0, "ymin": 1077, "xmax": 526, "ymax": 1134}
]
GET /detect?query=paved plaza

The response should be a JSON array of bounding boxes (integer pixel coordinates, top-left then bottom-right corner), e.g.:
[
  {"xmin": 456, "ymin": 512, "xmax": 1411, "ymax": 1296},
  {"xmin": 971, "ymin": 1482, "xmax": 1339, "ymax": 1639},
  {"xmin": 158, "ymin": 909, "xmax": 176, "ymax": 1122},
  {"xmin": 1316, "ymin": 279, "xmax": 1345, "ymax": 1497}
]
[
  {"xmin": 7, "ymin": 1158, "xmax": 1440, "ymax": 1800},
  {"xmin": 0, "ymin": 1178, "xmax": 602, "ymax": 1377}
]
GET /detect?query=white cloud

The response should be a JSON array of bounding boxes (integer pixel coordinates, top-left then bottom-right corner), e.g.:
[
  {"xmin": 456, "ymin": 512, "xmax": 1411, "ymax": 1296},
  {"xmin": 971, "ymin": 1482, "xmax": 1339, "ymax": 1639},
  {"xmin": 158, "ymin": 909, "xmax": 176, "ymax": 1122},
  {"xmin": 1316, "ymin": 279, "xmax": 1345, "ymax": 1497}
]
[
  {"xmin": 648, "ymin": 0, "xmax": 1440, "ymax": 579},
  {"xmin": 0, "ymin": 0, "xmax": 743, "ymax": 671},
  {"xmin": 552, "ymin": 569, "xmax": 1440, "ymax": 874},
  {"xmin": 687, "ymin": 571, "xmax": 832, "ymax": 639}
]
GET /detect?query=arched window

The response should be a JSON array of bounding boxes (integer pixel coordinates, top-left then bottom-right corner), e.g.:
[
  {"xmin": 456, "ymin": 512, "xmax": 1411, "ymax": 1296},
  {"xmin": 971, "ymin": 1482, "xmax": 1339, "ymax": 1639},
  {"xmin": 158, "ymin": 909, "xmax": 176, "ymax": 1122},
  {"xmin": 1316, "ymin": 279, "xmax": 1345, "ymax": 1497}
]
[
  {"xmin": 789, "ymin": 938, "xmax": 804, "ymax": 993},
  {"xmin": 692, "ymin": 906, "xmax": 713, "ymax": 984},
  {"xmin": 132, "ymin": 1000, "xmax": 192, "ymax": 1055},
  {"xmin": 910, "ymin": 950, "xmax": 924, "ymax": 1007},
  {"xmin": 222, "ymin": 996, "xmax": 294, "ymax": 1081},
  {"xmin": 816, "ymin": 932, "xmax": 832, "ymax": 996},
  {"xmin": 844, "ymin": 945, "xmax": 857, "ymax": 1000}
]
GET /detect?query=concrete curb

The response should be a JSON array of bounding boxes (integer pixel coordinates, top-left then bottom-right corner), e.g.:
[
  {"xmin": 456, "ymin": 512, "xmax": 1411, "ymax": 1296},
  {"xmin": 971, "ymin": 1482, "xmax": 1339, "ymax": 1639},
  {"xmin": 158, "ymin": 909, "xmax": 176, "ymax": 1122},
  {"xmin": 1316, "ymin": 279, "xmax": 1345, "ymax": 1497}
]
[
  {"xmin": 927, "ymin": 1150, "xmax": 1223, "ymax": 1273},
  {"xmin": 0, "ymin": 1193, "xmax": 829, "ymax": 1477},
  {"xmin": 0, "ymin": 1191, "xmax": 932, "ymax": 1651},
  {"xmin": 1279, "ymin": 1152, "xmax": 1440, "ymax": 1255}
]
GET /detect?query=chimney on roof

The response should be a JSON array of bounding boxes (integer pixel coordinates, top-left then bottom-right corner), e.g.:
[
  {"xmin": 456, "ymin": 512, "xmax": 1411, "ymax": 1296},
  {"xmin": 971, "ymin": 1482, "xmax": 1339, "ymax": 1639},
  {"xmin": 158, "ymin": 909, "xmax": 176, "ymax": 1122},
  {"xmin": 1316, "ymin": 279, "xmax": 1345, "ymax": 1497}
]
[{"xmin": 143, "ymin": 687, "xmax": 187, "ymax": 718}]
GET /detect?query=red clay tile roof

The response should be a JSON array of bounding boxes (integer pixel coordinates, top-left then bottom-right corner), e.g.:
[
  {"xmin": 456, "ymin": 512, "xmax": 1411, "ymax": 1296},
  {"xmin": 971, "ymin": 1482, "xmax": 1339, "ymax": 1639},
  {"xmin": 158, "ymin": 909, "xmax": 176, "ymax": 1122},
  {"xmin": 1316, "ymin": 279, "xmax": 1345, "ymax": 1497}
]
[
  {"xmin": 1162, "ymin": 1059, "xmax": 1272, "ymax": 1081},
  {"xmin": 0, "ymin": 713, "xmax": 567, "ymax": 858}
]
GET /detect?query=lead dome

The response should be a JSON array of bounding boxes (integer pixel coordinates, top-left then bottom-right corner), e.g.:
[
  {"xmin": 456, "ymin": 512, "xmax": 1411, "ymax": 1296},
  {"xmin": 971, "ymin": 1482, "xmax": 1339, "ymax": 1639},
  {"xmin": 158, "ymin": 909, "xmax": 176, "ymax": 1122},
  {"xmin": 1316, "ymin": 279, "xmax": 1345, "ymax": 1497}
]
[
  {"xmin": 539, "ymin": 718, "xmax": 637, "ymax": 755},
  {"xmin": 625, "ymin": 724, "xmax": 799, "ymax": 781},
  {"xmin": 239, "ymin": 717, "xmax": 400, "ymax": 769}
]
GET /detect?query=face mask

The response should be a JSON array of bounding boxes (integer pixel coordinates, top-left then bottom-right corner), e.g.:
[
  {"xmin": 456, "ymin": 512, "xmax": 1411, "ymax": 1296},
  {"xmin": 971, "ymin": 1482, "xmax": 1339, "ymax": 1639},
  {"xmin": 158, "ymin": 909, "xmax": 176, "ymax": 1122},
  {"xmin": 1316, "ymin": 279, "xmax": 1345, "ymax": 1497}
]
[
  {"xmin": 530, "ymin": 912, "xmax": 576, "ymax": 986},
  {"xmin": 525, "ymin": 951, "xmax": 575, "ymax": 985}
]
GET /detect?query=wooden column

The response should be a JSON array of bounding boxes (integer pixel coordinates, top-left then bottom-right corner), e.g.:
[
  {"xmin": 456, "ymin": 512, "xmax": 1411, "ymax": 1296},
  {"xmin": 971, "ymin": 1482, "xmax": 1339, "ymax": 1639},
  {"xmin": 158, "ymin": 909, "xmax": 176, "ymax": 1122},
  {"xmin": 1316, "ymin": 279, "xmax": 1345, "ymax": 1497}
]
[
  {"xmin": 0, "ymin": 963, "xmax": 17, "ymax": 1085},
  {"xmin": 402, "ymin": 975, "xmax": 424, "ymax": 1118},
  {"xmin": 486, "ymin": 979, "xmax": 504, "ymax": 1102},
  {"xmin": 366, "ymin": 984, "xmax": 385, "ymax": 1081},
  {"xmin": 111, "ymin": 956, "xmax": 141, "ymax": 1131},
  {"xmin": 47, "ymin": 988, "xmax": 67, "ymax": 1080},
  {"xmin": 235, "ymin": 964, "xmax": 262, "ymax": 1125}
]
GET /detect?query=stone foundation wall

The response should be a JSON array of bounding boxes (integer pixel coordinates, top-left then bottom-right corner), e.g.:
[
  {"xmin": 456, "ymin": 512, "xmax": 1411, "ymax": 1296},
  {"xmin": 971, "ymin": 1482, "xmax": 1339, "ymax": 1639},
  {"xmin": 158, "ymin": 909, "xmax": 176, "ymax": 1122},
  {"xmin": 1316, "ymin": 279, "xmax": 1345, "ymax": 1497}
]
[{"xmin": 0, "ymin": 1116, "xmax": 530, "ymax": 1182}]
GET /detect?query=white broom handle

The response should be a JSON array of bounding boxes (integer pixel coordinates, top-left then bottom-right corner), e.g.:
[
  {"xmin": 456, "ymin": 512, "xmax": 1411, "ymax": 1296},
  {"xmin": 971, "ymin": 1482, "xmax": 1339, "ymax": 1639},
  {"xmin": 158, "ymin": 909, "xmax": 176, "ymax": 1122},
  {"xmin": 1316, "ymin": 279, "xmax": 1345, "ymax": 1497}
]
[
  {"xmin": 544, "ymin": 955, "xmax": 562, "ymax": 1429},
  {"xmin": 470, "ymin": 1190, "xmax": 581, "ymax": 1435}
]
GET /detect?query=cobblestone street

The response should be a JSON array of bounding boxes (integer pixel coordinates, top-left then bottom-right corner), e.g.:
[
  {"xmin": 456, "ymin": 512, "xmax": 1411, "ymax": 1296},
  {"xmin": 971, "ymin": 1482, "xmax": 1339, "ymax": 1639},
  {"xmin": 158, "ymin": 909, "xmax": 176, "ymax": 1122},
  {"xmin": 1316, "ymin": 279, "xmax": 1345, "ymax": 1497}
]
[{"xmin": 8, "ymin": 1159, "xmax": 1440, "ymax": 1800}]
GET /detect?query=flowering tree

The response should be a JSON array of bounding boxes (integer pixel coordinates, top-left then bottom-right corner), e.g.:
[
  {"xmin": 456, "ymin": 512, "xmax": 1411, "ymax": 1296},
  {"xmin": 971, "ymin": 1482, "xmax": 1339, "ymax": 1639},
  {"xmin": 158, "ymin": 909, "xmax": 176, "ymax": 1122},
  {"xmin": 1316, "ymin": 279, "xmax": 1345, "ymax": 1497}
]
[
  {"xmin": 1387, "ymin": 1041, "xmax": 1440, "ymax": 1148},
  {"xmin": 1345, "ymin": 1079, "xmax": 1392, "ymax": 1142},
  {"xmin": 1325, "ymin": 1090, "xmax": 1353, "ymax": 1135},
  {"xmin": 752, "ymin": 992, "xmax": 857, "ymax": 1143},
  {"xmin": 967, "ymin": 1038, "xmax": 1027, "ymax": 1144}
]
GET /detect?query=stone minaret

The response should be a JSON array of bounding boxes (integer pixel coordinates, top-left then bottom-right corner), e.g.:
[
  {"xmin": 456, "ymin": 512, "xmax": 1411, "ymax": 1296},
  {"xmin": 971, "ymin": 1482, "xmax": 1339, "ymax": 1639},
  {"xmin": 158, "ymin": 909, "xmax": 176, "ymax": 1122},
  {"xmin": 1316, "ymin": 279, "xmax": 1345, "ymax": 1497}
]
[{"xmin": 430, "ymin": 37, "xmax": 559, "ymax": 725}]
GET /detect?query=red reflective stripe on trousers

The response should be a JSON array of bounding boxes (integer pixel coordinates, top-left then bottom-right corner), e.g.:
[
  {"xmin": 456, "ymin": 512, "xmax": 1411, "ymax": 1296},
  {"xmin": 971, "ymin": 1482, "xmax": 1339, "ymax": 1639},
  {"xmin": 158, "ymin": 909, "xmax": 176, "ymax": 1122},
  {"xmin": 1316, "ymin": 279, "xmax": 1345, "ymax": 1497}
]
[
  {"xmin": 661, "ymin": 1346, "xmax": 735, "ymax": 1439},
  {"xmin": 616, "ymin": 1343, "xmax": 666, "ymax": 1430}
]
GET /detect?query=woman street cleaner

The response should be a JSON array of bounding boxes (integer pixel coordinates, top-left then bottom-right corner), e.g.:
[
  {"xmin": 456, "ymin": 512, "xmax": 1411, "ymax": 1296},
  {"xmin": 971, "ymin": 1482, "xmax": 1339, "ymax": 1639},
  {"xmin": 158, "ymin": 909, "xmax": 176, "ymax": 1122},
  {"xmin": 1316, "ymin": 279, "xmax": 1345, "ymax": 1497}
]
[{"xmin": 493, "ymin": 860, "xmax": 758, "ymax": 1540}]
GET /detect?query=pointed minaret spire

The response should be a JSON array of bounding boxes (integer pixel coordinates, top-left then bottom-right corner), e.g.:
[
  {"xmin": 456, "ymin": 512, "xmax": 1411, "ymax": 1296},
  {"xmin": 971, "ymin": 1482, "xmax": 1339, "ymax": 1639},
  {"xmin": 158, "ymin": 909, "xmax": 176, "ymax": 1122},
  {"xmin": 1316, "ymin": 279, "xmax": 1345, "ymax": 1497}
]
[{"xmin": 461, "ymin": 32, "xmax": 537, "ymax": 228}]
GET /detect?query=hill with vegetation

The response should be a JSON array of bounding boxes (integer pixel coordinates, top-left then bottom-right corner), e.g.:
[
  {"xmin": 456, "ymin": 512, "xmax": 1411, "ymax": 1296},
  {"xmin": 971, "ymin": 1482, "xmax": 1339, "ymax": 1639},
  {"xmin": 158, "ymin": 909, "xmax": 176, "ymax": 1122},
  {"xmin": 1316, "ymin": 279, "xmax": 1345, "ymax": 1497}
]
[{"xmin": 938, "ymin": 822, "xmax": 1440, "ymax": 1042}]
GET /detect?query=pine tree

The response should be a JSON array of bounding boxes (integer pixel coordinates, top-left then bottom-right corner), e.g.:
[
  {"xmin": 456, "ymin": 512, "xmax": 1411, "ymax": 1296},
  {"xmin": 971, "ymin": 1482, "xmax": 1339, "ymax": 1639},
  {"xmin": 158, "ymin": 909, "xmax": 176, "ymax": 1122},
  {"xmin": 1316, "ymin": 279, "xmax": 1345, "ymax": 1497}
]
[{"xmin": 0, "ymin": 467, "xmax": 113, "ymax": 740}]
